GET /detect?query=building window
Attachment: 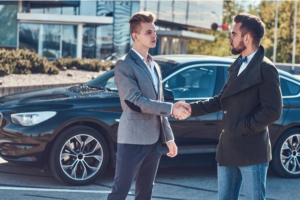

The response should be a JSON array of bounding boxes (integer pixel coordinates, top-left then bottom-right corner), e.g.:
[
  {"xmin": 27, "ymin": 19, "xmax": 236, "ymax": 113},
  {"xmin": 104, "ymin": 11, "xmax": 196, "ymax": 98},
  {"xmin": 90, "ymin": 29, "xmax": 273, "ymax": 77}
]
[
  {"xmin": 62, "ymin": 25, "xmax": 77, "ymax": 58},
  {"xmin": 96, "ymin": 25, "xmax": 113, "ymax": 60},
  {"xmin": 41, "ymin": 24, "xmax": 61, "ymax": 60},
  {"xmin": 0, "ymin": 1, "xmax": 18, "ymax": 48},
  {"xmin": 96, "ymin": 1, "xmax": 114, "ymax": 16},
  {"xmin": 19, "ymin": 23, "xmax": 78, "ymax": 60},
  {"xmin": 113, "ymin": 1, "xmax": 131, "ymax": 57},
  {"xmin": 19, "ymin": 23, "xmax": 40, "ymax": 53},
  {"xmin": 161, "ymin": 37, "xmax": 168, "ymax": 55},
  {"xmin": 172, "ymin": 38, "xmax": 179, "ymax": 54},
  {"xmin": 82, "ymin": 26, "xmax": 96, "ymax": 59},
  {"xmin": 22, "ymin": 1, "xmax": 80, "ymax": 15}
]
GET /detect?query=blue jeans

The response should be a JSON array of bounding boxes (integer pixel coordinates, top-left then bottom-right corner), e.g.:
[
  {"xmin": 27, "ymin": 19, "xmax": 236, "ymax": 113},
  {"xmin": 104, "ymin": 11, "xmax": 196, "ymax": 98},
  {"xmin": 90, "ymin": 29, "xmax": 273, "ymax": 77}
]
[{"xmin": 218, "ymin": 163, "xmax": 268, "ymax": 200}]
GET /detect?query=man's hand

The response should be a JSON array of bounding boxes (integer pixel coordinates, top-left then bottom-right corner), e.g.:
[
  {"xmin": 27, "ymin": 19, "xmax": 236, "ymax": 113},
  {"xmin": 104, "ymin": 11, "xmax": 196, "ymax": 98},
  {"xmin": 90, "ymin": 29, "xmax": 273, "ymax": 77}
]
[
  {"xmin": 172, "ymin": 101, "xmax": 192, "ymax": 120},
  {"xmin": 166, "ymin": 141, "xmax": 178, "ymax": 158}
]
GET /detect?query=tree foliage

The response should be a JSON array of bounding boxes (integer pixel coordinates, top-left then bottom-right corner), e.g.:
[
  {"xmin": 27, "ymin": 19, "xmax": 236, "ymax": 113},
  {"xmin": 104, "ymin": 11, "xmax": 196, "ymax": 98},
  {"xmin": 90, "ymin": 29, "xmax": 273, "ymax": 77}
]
[{"xmin": 188, "ymin": 0, "xmax": 300, "ymax": 64}]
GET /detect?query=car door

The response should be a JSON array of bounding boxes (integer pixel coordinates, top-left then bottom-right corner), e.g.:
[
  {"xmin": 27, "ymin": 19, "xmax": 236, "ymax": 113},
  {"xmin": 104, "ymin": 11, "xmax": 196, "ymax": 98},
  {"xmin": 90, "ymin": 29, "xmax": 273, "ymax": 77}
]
[{"xmin": 162, "ymin": 63, "xmax": 221, "ymax": 154}]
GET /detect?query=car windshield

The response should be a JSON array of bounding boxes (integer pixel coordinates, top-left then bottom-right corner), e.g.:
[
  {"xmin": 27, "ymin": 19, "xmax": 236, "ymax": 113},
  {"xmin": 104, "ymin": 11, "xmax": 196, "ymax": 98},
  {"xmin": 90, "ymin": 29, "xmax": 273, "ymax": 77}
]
[
  {"xmin": 85, "ymin": 61, "xmax": 178, "ymax": 91},
  {"xmin": 86, "ymin": 70, "xmax": 117, "ymax": 91}
]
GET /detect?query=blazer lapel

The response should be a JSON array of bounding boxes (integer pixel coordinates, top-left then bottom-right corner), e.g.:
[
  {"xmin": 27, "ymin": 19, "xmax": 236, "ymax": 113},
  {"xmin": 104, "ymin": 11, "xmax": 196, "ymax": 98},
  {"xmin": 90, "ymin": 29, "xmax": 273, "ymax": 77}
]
[
  {"xmin": 222, "ymin": 46, "xmax": 264, "ymax": 98},
  {"xmin": 154, "ymin": 62, "xmax": 162, "ymax": 98},
  {"xmin": 128, "ymin": 50, "xmax": 157, "ymax": 94}
]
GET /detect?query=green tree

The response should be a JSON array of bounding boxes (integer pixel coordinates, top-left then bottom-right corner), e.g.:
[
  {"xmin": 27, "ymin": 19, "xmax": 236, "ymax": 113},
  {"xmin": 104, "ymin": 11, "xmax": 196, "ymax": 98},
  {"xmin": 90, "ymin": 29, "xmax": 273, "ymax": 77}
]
[{"xmin": 259, "ymin": 1, "xmax": 300, "ymax": 64}]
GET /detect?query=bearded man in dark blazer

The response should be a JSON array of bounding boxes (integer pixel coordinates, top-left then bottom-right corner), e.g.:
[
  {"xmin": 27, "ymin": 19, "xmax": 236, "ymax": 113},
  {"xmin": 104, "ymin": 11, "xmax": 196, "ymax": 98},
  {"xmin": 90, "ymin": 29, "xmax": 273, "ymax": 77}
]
[{"xmin": 175, "ymin": 13, "xmax": 283, "ymax": 200}]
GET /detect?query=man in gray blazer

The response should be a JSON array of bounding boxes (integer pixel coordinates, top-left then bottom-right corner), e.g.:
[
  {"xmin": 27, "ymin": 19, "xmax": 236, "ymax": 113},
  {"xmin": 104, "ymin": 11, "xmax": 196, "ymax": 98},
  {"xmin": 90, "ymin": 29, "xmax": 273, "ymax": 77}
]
[{"xmin": 107, "ymin": 12, "xmax": 190, "ymax": 200}]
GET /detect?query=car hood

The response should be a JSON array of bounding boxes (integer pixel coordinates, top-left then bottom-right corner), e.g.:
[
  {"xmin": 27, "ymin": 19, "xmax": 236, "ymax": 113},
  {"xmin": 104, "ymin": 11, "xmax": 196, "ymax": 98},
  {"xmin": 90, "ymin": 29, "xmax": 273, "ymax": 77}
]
[{"xmin": 0, "ymin": 85, "xmax": 119, "ymax": 108}]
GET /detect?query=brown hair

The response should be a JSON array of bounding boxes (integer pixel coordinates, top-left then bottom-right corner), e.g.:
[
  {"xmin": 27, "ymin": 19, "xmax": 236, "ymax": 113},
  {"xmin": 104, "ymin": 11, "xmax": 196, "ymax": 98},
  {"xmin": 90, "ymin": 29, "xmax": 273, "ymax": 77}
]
[
  {"xmin": 234, "ymin": 13, "xmax": 265, "ymax": 47},
  {"xmin": 129, "ymin": 11, "xmax": 156, "ymax": 41}
]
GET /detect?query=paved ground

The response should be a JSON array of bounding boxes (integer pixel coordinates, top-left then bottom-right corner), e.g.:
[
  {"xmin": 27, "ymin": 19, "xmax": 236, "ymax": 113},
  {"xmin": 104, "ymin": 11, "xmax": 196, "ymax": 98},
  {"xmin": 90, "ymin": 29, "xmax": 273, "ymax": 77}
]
[
  {"xmin": 0, "ymin": 70, "xmax": 103, "ymax": 87},
  {"xmin": 0, "ymin": 157, "xmax": 298, "ymax": 200}
]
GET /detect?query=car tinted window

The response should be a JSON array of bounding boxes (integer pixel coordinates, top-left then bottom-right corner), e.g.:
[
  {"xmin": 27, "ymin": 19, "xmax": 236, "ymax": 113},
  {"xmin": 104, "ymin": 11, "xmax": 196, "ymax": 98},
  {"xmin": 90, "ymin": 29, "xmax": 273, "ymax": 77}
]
[
  {"xmin": 155, "ymin": 61, "xmax": 179, "ymax": 77},
  {"xmin": 163, "ymin": 66, "xmax": 217, "ymax": 98},
  {"xmin": 280, "ymin": 77, "xmax": 300, "ymax": 96}
]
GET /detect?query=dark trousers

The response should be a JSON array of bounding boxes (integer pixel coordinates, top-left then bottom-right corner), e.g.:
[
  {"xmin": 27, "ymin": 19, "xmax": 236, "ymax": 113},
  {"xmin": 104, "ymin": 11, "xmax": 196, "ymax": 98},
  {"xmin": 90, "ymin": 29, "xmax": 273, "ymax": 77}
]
[{"xmin": 107, "ymin": 140, "xmax": 162, "ymax": 200}]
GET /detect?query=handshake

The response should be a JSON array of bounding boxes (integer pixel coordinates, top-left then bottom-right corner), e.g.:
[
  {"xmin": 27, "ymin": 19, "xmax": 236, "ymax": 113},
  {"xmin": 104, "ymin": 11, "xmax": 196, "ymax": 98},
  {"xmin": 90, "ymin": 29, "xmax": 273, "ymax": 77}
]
[{"xmin": 172, "ymin": 101, "xmax": 191, "ymax": 120}]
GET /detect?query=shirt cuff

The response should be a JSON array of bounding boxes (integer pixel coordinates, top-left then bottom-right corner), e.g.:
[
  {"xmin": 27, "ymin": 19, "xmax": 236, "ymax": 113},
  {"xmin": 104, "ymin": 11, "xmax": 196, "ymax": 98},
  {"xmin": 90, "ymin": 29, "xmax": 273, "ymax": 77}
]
[
  {"xmin": 170, "ymin": 104, "xmax": 173, "ymax": 116},
  {"xmin": 166, "ymin": 140, "xmax": 174, "ymax": 144}
]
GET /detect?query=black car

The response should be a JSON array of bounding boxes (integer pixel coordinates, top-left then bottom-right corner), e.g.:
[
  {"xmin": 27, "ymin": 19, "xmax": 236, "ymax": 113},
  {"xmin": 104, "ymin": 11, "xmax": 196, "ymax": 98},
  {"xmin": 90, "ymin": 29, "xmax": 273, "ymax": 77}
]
[{"xmin": 0, "ymin": 55, "xmax": 299, "ymax": 185}]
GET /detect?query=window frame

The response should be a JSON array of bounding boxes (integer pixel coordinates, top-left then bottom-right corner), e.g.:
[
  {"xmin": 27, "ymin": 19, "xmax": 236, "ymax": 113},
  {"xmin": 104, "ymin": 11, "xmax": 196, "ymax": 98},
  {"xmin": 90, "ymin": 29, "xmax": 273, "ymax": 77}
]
[{"xmin": 280, "ymin": 76, "xmax": 300, "ymax": 99}]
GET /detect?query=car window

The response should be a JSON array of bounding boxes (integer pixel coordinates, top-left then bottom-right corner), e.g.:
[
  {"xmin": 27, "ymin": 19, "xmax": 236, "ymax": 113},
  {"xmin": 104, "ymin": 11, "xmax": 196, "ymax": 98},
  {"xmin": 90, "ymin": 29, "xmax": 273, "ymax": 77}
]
[
  {"xmin": 280, "ymin": 77, "xmax": 300, "ymax": 96},
  {"xmin": 155, "ymin": 61, "xmax": 179, "ymax": 77},
  {"xmin": 224, "ymin": 68, "xmax": 229, "ymax": 80},
  {"xmin": 163, "ymin": 66, "xmax": 217, "ymax": 98}
]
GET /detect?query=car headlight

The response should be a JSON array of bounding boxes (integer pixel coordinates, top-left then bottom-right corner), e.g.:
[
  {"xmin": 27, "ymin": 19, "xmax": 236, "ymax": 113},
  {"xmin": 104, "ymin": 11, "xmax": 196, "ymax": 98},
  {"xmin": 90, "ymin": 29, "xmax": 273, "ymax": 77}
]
[{"xmin": 11, "ymin": 111, "xmax": 56, "ymax": 126}]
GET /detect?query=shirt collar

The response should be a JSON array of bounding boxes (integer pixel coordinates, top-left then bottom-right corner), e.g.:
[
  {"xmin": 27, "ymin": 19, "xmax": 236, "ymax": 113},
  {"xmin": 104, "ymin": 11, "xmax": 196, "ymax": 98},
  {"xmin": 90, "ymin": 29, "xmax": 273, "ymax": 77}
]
[
  {"xmin": 131, "ymin": 48, "xmax": 153, "ymax": 62},
  {"xmin": 245, "ymin": 49, "xmax": 258, "ymax": 65}
]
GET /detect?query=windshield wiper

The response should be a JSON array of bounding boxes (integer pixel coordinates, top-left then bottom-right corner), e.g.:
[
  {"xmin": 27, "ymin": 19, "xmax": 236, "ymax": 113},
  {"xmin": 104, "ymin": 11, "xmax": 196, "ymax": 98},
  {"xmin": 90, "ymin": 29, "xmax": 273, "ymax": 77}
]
[{"xmin": 87, "ymin": 85, "xmax": 113, "ymax": 91}]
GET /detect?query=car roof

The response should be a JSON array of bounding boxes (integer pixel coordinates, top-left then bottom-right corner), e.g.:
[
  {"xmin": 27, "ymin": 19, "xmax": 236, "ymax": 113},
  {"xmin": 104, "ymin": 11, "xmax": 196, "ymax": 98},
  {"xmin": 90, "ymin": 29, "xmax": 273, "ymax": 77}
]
[
  {"xmin": 153, "ymin": 54, "xmax": 235, "ymax": 64},
  {"xmin": 153, "ymin": 54, "xmax": 299, "ymax": 82}
]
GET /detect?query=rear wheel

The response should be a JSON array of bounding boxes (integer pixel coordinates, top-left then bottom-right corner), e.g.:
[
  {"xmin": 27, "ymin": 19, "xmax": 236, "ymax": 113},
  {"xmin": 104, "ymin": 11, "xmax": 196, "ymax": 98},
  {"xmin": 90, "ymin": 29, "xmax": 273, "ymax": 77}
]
[
  {"xmin": 49, "ymin": 125, "xmax": 109, "ymax": 185},
  {"xmin": 272, "ymin": 128, "xmax": 300, "ymax": 178}
]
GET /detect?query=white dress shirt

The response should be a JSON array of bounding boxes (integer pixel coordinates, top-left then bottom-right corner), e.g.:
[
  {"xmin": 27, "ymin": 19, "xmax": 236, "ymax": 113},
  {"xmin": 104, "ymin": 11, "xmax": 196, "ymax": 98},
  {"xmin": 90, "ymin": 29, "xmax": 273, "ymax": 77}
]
[
  {"xmin": 132, "ymin": 48, "xmax": 174, "ymax": 143},
  {"xmin": 237, "ymin": 49, "xmax": 258, "ymax": 76},
  {"xmin": 132, "ymin": 48, "xmax": 158, "ymax": 93}
]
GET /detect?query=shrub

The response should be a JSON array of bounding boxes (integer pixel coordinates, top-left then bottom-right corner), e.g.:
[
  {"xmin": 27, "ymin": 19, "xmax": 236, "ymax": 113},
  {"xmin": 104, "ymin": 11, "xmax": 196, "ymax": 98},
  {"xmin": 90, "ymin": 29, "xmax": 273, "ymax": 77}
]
[
  {"xmin": 0, "ymin": 48, "xmax": 115, "ymax": 76},
  {"xmin": 52, "ymin": 57, "xmax": 115, "ymax": 72},
  {"xmin": 0, "ymin": 49, "xmax": 60, "ymax": 75}
]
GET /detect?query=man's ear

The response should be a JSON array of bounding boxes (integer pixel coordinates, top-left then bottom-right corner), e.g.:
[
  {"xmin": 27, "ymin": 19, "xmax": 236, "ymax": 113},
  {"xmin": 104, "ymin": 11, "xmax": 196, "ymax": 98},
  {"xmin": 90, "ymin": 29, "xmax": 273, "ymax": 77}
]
[
  {"xmin": 244, "ymin": 34, "xmax": 250, "ymax": 44},
  {"xmin": 132, "ymin": 32, "xmax": 138, "ymax": 42}
]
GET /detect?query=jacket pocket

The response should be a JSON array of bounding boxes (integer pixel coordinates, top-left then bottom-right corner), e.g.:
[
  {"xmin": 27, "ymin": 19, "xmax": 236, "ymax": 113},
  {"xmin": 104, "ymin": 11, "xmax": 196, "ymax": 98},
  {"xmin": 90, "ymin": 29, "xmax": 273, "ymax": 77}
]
[
  {"xmin": 234, "ymin": 118, "xmax": 248, "ymax": 138},
  {"xmin": 128, "ymin": 113, "xmax": 151, "ymax": 120},
  {"xmin": 234, "ymin": 117, "xmax": 260, "ymax": 138}
]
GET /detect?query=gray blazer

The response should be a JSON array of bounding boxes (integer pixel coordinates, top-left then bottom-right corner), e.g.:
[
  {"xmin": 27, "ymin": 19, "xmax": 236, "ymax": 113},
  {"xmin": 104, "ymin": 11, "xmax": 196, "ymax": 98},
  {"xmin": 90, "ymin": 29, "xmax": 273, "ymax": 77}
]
[{"xmin": 114, "ymin": 50, "xmax": 174, "ymax": 145}]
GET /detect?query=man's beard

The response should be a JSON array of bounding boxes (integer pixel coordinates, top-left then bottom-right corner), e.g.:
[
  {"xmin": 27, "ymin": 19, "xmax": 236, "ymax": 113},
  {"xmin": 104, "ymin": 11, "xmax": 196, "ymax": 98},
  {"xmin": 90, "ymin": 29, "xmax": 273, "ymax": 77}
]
[{"xmin": 231, "ymin": 40, "xmax": 246, "ymax": 55}]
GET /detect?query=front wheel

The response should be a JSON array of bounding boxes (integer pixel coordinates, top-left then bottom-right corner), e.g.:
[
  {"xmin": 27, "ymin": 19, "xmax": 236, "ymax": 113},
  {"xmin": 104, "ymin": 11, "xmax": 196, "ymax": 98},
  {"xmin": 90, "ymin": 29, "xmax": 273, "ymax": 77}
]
[
  {"xmin": 49, "ymin": 125, "xmax": 109, "ymax": 185},
  {"xmin": 272, "ymin": 128, "xmax": 300, "ymax": 178}
]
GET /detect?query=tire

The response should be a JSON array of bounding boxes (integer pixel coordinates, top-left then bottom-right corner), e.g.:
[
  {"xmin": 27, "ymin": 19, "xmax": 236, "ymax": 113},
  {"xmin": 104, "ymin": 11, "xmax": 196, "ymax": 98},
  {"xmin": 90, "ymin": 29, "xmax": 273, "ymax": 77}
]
[
  {"xmin": 49, "ymin": 125, "xmax": 109, "ymax": 185},
  {"xmin": 271, "ymin": 128, "xmax": 300, "ymax": 178}
]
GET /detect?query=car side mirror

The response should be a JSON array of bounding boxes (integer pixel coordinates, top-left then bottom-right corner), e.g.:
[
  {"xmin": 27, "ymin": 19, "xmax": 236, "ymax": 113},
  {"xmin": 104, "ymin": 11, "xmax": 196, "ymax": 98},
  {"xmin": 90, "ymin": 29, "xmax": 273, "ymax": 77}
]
[{"xmin": 163, "ymin": 88, "xmax": 174, "ymax": 101}]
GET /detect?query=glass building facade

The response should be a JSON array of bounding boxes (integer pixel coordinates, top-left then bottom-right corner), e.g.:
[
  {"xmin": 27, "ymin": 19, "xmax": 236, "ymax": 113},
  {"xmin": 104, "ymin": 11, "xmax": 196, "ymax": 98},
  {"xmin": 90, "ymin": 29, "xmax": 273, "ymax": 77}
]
[
  {"xmin": 0, "ymin": 0, "xmax": 222, "ymax": 60},
  {"xmin": 0, "ymin": 1, "xmax": 18, "ymax": 48}
]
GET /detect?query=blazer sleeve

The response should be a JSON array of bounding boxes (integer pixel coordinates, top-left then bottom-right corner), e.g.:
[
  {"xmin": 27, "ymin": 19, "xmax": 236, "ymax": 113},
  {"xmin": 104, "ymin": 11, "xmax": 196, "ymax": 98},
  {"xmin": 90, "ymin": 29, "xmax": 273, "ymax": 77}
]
[
  {"xmin": 189, "ymin": 84, "xmax": 226, "ymax": 117},
  {"xmin": 162, "ymin": 116, "xmax": 175, "ymax": 142},
  {"xmin": 115, "ymin": 59, "xmax": 172, "ymax": 117},
  {"xmin": 235, "ymin": 64, "xmax": 283, "ymax": 136}
]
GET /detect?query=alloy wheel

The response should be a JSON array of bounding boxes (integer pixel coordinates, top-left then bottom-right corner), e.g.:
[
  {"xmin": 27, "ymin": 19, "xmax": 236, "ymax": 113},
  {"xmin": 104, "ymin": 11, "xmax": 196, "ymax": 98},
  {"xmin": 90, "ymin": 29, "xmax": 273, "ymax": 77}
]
[
  {"xmin": 280, "ymin": 134, "xmax": 300, "ymax": 174},
  {"xmin": 60, "ymin": 134, "xmax": 103, "ymax": 180}
]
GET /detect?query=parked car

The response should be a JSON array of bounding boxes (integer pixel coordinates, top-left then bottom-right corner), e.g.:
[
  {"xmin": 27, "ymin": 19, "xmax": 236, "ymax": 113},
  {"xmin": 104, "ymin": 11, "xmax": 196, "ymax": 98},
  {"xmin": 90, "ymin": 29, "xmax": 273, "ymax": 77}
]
[{"xmin": 0, "ymin": 55, "xmax": 299, "ymax": 186}]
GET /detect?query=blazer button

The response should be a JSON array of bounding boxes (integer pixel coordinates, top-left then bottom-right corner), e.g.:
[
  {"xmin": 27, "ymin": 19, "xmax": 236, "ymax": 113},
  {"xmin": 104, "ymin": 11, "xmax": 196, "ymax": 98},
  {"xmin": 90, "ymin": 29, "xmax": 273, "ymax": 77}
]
[
  {"xmin": 224, "ymin": 111, "xmax": 227, "ymax": 114},
  {"xmin": 222, "ymin": 129, "xmax": 225, "ymax": 133}
]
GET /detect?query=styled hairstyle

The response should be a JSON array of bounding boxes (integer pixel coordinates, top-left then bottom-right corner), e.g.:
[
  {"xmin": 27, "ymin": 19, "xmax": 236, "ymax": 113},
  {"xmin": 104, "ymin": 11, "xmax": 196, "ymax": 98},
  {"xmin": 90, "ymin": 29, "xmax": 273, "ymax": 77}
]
[
  {"xmin": 129, "ymin": 11, "xmax": 156, "ymax": 41},
  {"xmin": 234, "ymin": 13, "xmax": 265, "ymax": 47}
]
